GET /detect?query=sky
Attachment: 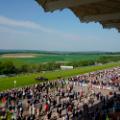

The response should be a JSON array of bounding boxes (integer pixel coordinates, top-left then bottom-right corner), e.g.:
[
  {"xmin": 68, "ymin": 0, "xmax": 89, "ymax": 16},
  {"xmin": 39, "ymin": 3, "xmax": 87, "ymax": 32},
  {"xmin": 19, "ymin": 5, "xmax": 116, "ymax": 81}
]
[{"xmin": 0, "ymin": 0, "xmax": 120, "ymax": 52}]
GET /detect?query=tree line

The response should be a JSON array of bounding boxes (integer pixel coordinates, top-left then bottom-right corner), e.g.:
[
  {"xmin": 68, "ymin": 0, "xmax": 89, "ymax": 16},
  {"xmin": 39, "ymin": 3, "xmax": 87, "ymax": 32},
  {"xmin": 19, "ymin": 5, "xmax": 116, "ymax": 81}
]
[{"xmin": 0, "ymin": 61, "xmax": 62, "ymax": 75}]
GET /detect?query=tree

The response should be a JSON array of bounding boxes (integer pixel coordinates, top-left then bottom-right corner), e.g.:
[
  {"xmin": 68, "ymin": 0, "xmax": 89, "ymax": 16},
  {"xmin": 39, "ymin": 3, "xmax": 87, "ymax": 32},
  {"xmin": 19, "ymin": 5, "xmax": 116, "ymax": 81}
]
[
  {"xmin": 20, "ymin": 64, "xmax": 29, "ymax": 73},
  {"xmin": 37, "ymin": 64, "xmax": 43, "ymax": 72},
  {"xmin": 0, "ymin": 62, "xmax": 3, "ymax": 74},
  {"xmin": 45, "ymin": 62, "xmax": 54, "ymax": 71},
  {"xmin": 2, "ymin": 61, "xmax": 16, "ymax": 74}
]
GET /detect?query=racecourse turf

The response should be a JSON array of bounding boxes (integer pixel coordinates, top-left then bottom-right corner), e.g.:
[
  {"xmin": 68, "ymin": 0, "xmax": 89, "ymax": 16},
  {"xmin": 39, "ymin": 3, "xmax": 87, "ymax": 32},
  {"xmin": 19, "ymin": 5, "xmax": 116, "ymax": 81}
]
[{"xmin": 0, "ymin": 62, "xmax": 120, "ymax": 91}]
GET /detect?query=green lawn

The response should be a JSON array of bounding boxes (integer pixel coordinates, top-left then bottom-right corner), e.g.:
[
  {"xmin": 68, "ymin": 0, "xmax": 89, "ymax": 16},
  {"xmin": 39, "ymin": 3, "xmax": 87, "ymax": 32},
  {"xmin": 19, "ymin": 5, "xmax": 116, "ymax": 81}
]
[{"xmin": 0, "ymin": 62, "xmax": 120, "ymax": 91}]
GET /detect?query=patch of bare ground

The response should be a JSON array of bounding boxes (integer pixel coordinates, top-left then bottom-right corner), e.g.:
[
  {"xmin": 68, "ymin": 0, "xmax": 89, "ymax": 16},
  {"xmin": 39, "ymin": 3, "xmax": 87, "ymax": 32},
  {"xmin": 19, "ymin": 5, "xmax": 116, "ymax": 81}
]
[{"xmin": 1, "ymin": 53, "xmax": 38, "ymax": 58}]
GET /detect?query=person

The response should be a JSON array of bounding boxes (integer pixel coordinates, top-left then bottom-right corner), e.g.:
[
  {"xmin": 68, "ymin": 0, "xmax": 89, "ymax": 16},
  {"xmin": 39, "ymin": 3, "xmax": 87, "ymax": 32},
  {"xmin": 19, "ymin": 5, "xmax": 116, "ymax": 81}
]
[
  {"xmin": 27, "ymin": 114, "xmax": 35, "ymax": 120},
  {"xmin": 66, "ymin": 113, "xmax": 69, "ymax": 120},
  {"xmin": 0, "ymin": 107, "xmax": 6, "ymax": 120},
  {"xmin": 0, "ymin": 67, "xmax": 120, "ymax": 119},
  {"xmin": 44, "ymin": 102, "xmax": 49, "ymax": 113},
  {"xmin": 57, "ymin": 108, "xmax": 62, "ymax": 118},
  {"xmin": 47, "ymin": 111, "xmax": 52, "ymax": 119}
]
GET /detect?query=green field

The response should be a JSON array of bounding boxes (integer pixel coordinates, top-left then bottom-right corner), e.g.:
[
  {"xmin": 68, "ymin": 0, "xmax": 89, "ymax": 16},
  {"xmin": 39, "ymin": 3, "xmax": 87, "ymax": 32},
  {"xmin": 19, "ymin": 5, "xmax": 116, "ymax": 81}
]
[
  {"xmin": 0, "ymin": 50, "xmax": 120, "ymax": 66},
  {"xmin": 0, "ymin": 62, "xmax": 120, "ymax": 91},
  {"xmin": 0, "ymin": 54, "xmax": 102, "ymax": 66}
]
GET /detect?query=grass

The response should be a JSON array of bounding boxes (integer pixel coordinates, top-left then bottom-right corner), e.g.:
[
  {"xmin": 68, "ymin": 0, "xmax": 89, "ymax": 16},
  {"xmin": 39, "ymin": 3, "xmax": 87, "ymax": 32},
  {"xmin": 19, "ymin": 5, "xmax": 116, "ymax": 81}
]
[
  {"xmin": 0, "ymin": 62, "xmax": 120, "ymax": 91},
  {"xmin": 0, "ymin": 53, "xmax": 120, "ymax": 67},
  {"xmin": 0, "ymin": 54, "xmax": 102, "ymax": 66}
]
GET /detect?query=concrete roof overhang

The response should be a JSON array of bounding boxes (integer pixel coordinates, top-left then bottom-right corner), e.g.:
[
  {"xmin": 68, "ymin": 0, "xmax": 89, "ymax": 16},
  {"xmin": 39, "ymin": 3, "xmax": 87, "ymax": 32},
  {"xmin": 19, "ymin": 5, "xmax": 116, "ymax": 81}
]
[{"xmin": 36, "ymin": 0, "xmax": 120, "ymax": 32}]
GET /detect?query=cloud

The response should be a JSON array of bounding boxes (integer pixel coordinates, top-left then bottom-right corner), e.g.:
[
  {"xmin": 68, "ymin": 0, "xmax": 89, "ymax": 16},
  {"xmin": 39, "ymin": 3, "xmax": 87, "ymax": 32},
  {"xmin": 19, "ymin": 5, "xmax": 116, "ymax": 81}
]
[
  {"xmin": 0, "ymin": 15, "xmax": 80, "ymax": 40},
  {"xmin": 0, "ymin": 15, "xmax": 58, "ymax": 33},
  {"xmin": 0, "ymin": 16, "xmax": 120, "ymax": 52},
  {"xmin": 0, "ymin": 16, "xmax": 41, "ymax": 29}
]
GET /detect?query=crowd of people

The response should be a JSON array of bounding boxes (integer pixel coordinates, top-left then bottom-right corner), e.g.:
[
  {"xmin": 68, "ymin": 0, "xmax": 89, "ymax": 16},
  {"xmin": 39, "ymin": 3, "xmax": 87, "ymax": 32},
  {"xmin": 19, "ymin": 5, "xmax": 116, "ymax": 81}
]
[{"xmin": 0, "ymin": 67, "xmax": 120, "ymax": 120}]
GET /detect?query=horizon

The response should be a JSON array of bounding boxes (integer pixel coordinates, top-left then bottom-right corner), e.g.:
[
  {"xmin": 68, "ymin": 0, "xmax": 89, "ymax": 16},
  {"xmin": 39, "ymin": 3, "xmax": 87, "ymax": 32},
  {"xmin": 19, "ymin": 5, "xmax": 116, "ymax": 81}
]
[{"xmin": 0, "ymin": 49, "xmax": 120, "ymax": 53}]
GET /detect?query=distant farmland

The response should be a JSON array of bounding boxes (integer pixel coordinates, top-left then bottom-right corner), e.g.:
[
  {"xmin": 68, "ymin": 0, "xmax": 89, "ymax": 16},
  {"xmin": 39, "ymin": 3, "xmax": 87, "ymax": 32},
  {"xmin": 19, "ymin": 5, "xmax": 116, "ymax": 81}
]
[
  {"xmin": 0, "ymin": 51, "xmax": 120, "ymax": 66},
  {"xmin": 0, "ymin": 53, "xmax": 106, "ymax": 65},
  {"xmin": 1, "ymin": 53, "xmax": 37, "ymax": 58}
]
